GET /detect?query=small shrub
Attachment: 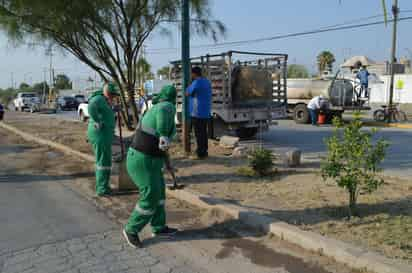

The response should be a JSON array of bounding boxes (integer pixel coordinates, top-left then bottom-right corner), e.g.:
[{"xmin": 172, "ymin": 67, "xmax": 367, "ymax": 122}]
[
  {"xmin": 248, "ymin": 148, "xmax": 274, "ymax": 176},
  {"xmin": 321, "ymin": 116, "xmax": 389, "ymax": 218},
  {"xmin": 236, "ymin": 166, "xmax": 256, "ymax": 177}
]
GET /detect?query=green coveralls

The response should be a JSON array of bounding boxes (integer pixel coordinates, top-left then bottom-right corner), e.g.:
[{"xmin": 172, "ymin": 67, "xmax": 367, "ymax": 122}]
[
  {"xmin": 125, "ymin": 85, "xmax": 176, "ymax": 235},
  {"xmin": 87, "ymin": 90, "xmax": 116, "ymax": 195}
]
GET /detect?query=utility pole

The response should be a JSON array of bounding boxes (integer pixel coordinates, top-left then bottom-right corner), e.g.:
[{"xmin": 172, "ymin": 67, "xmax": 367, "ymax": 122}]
[
  {"xmin": 182, "ymin": 0, "xmax": 191, "ymax": 154},
  {"xmin": 10, "ymin": 72, "xmax": 14, "ymax": 89},
  {"xmin": 388, "ymin": 0, "xmax": 399, "ymax": 122},
  {"xmin": 43, "ymin": 68, "xmax": 47, "ymax": 104}
]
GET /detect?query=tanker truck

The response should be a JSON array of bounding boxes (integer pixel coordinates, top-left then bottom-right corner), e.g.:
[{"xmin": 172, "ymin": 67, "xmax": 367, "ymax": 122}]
[
  {"xmin": 171, "ymin": 51, "xmax": 288, "ymax": 138},
  {"xmin": 288, "ymin": 72, "xmax": 371, "ymax": 124}
]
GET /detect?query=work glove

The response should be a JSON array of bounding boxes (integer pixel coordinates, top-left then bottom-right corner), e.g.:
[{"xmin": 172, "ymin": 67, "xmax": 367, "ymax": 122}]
[
  {"xmin": 94, "ymin": 122, "xmax": 104, "ymax": 130},
  {"xmin": 159, "ymin": 136, "xmax": 170, "ymax": 151}
]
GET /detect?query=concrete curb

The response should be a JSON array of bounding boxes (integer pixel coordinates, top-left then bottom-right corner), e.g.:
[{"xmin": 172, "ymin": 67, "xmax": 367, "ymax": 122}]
[{"xmin": 1, "ymin": 121, "xmax": 410, "ymax": 273}]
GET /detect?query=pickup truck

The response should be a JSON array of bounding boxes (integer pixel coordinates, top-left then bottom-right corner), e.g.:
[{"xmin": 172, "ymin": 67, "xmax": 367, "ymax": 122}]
[{"xmin": 13, "ymin": 92, "xmax": 40, "ymax": 112}]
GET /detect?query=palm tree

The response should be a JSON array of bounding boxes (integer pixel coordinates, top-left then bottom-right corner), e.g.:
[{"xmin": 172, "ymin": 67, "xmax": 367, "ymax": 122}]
[{"xmin": 317, "ymin": 51, "xmax": 336, "ymax": 75}]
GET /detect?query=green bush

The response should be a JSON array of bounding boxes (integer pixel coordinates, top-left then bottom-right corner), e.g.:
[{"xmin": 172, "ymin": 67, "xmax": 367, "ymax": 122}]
[
  {"xmin": 248, "ymin": 148, "xmax": 274, "ymax": 177},
  {"xmin": 321, "ymin": 116, "xmax": 389, "ymax": 218}
]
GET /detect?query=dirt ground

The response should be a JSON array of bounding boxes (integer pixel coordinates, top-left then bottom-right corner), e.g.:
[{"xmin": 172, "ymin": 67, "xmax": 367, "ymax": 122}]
[
  {"xmin": 4, "ymin": 111, "xmax": 91, "ymax": 154},
  {"xmin": 3, "ymin": 111, "xmax": 412, "ymax": 265},
  {"xmin": 168, "ymin": 143, "xmax": 412, "ymax": 264}
]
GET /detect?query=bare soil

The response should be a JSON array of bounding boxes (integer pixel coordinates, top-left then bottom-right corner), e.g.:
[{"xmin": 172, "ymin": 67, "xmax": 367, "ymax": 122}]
[
  {"xmin": 168, "ymin": 143, "xmax": 412, "ymax": 264},
  {"xmin": 3, "ymin": 111, "xmax": 412, "ymax": 264}
]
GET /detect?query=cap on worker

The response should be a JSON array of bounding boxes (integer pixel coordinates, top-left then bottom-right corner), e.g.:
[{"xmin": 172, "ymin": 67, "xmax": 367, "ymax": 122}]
[{"xmin": 104, "ymin": 82, "xmax": 120, "ymax": 96}]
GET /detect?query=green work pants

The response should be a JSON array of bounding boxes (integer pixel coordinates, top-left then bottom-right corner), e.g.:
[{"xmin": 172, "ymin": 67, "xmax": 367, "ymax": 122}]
[
  {"xmin": 125, "ymin": 148, "xmax": 166, "ymax": 235},
  {"xmin": 90, "ymin": 137, "xmax": 113, "ymax": 195}
]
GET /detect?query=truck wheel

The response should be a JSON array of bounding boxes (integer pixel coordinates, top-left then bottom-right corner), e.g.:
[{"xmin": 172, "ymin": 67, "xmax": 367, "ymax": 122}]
[
  {"xmin": 293, "ymin": 104, "xmax": 310, "ymax": 124},
  {"xmin": 373, "ymin": 110, "xmax": 386, "ymax": 122},
  {"xmin": 236, "ymin": 127, "xmax": 258, "ymax": 139}
]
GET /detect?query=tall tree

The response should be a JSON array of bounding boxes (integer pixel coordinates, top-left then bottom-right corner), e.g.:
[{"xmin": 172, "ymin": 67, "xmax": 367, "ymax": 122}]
[
  {"xmin": 54, "ymin": 74, "xmax": 72, "ymax": 90},
  {"xmin": 317, "ymin": 51, "xmax": 336, "ymax": 75},
  {"xmin": 0, "ymin": 0, "xmax": 225, "ymax": 128},
  {"xmin": 287, "ymin": 64, "xmax": 309, "ymax": 79},
  {"xmin": 19, "ymin": 82, "xmax": 31, "ymax": 91},
  {"xmin": 157, "ymin": 66, "xmax": 170, "ymax": 80}
]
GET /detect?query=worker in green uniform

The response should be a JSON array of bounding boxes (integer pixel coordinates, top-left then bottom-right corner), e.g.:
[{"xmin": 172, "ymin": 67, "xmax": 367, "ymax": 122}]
[
  {"xmin": 87, "ymin": 82, "xmax": 119, "ymax": 196},
  {"xmin": 122, "ymin": 85, "xmax": 178, "ymax": 248}
]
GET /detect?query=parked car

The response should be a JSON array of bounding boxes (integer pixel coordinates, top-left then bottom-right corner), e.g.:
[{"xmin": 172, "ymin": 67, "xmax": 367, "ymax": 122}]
[
  {"xmin": 57, "ymin": 96, "xmax": 78, "ymax": 111},
  {"xmin": 0, "ymin": 103, "xmax": 4, "ymax": 120},
  {"xmin": 77, "ymin": 102, "xmax": 89, "ymax": 122},
  {"xmin": 13, "ymin": 92, "xmax": 40, "ymax": 112},
  {"xmin": 74, "ymin": 94, "xmax": 86, "ymax": 105}
]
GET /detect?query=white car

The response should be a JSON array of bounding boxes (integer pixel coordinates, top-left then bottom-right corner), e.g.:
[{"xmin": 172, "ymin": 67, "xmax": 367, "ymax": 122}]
[
  {"xmin": 77, "ymin": 102, "xmax": 89, "ymax": 122},
  {"xmin": 13, "ymin": 92, "xmax": 40, "ymax": 112}
]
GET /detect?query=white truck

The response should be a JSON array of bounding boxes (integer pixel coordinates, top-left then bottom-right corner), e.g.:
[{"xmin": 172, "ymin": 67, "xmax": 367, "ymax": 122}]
[
  {"xmin": 13, "ymin": 92, "xmax": 40, "ymax": 112},
  {"xmin": 170, "ymin": 51, "xmax": 288, "ymax": 138}
]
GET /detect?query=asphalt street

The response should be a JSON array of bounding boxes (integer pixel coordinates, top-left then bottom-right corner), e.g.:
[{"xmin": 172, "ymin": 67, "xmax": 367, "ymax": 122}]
[{"xmin": 245, "ymin": 119, "xmax": 412, "ymax": 179}]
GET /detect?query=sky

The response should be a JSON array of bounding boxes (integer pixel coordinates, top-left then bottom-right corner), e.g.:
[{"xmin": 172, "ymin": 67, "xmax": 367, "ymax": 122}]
[{"xmin": 0, "ymin": 0, "xmax": 412, "ymax": 89}]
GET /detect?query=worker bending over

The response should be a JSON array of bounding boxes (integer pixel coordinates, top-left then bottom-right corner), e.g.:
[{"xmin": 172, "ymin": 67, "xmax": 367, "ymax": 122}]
[
  {"xmin": 123, "ymin": 85, "xmax": 178, "ymax": 248},
  {"xmin": 307, "ymin": 95, "xmax": 326, "ymax": 126}
]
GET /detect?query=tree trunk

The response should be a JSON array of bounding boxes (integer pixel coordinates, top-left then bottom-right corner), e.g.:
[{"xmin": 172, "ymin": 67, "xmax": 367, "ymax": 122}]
[
  {"xmin": 348, "ymin": 190, "xmax": 358, "ymax": 218},
  {"xmin": 127, "ymin": 85, "xmax": 140, "ymax": 127}
]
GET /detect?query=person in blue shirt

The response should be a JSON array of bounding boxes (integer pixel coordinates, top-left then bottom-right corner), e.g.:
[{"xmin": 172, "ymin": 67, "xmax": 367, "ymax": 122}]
[
  {"xmin": 356, "ymin": 66, "xmax": 370, "ymax": 98},
  {"xmin": 186, "ymin": 67, "xmax": 212, "ymax": 159}
]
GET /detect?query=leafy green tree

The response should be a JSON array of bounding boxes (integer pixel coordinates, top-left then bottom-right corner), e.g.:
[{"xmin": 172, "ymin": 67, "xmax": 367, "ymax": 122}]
[
  {"xmin": 19, "ymin": 82, "xmax": 31, "ymax": 91},
  {"xmin": 321, "ymin": 116, "xmax": 389, "ymax": 218},
  {"xmin": 317, "ymin": 51, "xmax": 336, "ymax": 75},
  {"xmin": 287, "ymin": 64, "xmax": 309, "ymax": 79},
  {"xmin": 0, "ymin": 87, "xmax": 17, "ymax": 105},
  {"xmin": 54, "ymin": 74, "xmax": 72, "ymax": 90},
  {"xmin": 0, "ymin": 0, "xmax": 225, "ymax": 127},
  {"xmin": 157, "ymin": 66, "xmax": 171, "ymax": 80},
  {"xmin": 32, "ymin": 82, "xmax": 49, "ymax": 94}
]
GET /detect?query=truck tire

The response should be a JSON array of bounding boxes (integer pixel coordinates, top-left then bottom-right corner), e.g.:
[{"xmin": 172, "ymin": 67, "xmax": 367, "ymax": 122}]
[
  {"xmin": 236, "ymin": 127, "xmax": 258, "ymax": 139},
  {"xmin": 293, "ymin": 104, "xmax": 310, "ymax": 124},
  {"xmin": 373, "ymin": 109, "xmax": 386, "ymax": 122}
]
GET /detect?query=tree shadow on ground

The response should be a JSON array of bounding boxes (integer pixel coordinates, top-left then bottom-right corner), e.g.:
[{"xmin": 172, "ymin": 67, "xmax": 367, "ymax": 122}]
[
  {"xmin": 174, "ymin": 169, "xmax": 316, "ymax": 185},
  {"xmin": 217, "ymin": 197, "xmax": 412, "ymax": 226},
  {"xmin": 0, "ymin": 172, "xmax": 95, "ymax": 183}
]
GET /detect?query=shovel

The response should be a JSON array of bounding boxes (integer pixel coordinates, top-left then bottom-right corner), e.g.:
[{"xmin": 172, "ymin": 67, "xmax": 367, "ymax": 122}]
[{"xmin": 165, "ymin": 152, "xmax": 185, "ymax": 190}]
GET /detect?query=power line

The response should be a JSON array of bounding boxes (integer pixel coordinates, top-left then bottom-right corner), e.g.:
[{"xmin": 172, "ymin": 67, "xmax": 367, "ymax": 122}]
[{"xmin": 147, "ymin": 15, "xmax": 412, "ymax": 54}]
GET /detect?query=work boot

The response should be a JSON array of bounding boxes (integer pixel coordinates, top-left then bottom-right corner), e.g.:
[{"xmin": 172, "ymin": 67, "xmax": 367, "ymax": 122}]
[
  {"xmin": 122, "ymin": 229, "xmax": 142, "ymax": 249},
  {"xmin": 152, "ymin": 226, "xmax": 178, "ymax": 238}
]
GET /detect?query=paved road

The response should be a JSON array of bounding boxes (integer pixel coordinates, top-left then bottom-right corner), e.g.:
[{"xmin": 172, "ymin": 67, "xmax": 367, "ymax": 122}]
[
  {"xmin": 0, "ymin": 130, "xmax": 360, "ymax": 273},
  {"xmin": 256, "ymin": 120, "xmax": 412, "ymax": 178}
]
